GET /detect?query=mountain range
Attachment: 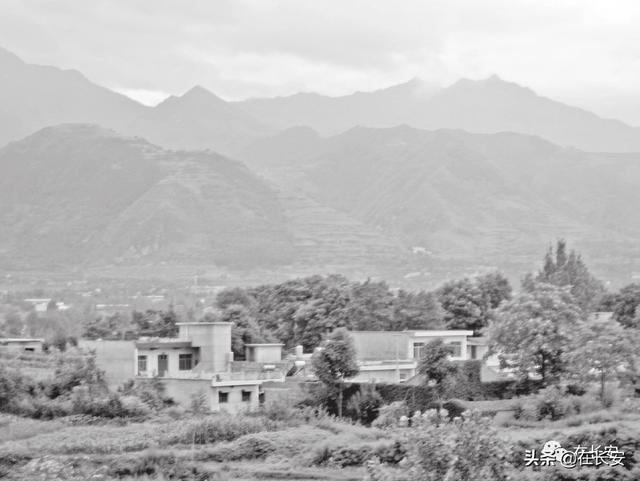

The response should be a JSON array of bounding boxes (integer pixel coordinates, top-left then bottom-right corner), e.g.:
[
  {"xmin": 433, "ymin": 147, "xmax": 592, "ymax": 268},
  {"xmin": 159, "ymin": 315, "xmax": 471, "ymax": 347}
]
[
  {"xmin": 3, "ymin": 46, "xmax": 640, "ymax": 286},
  {"xmin": 236, "ymin": 76, "xmax": 640, "ymax": 152},
  {"xmin": 0, "ymin": 124, "xmax": 294, "ymax": 269}
]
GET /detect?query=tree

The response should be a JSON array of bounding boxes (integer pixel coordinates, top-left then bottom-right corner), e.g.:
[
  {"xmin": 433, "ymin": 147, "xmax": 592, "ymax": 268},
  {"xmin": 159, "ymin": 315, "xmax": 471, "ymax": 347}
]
[
  {"xmin": 417, "ymin": 339, "xmax": 457, "ymax": 387},
  {"xmin": 611, "ymin": 283, "xmax": 640, "ymax": 329},
  {"xmin": 311, "ymin": 328, "xmax": 359, "ymax": 417},
  {"xmin": 3, "ymin": 311, "xmax": 23, "ymax": 336},
  {"xmin": 476, "ymin": 272, "xmax": 512, "ymax": 310},
  {"xmin": 133, "ymin": 309, "xmax": 179, "ymax": 338},
  {"xmin": 566, "ymin": 317, "xmax": 638, "ymax": 406},
  {"xmin": 219, "ymin": 304, "xmax": 270, "ymax": 360},
  {"xmin": 417, "ymin": 339, "xmax": 457, "ymax": 408},
  {"xmin": 486, "ymin": 282, "xmax": 582, "ymax": 385},
  {"xmin": 437, "ymin": 279, "xmax": 486, "ymax": 333},
  {"xmin": 393, "ymin": 290, "xmax": 444, "ymax": 330},
  {"xmin": 534, "ymin": 239, "xmax": 604, "ymax": 311}
]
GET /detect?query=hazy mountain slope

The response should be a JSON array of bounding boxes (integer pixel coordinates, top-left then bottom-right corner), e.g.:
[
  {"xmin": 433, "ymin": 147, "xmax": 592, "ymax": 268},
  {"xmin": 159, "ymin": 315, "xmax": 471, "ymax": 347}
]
[
  {"xmin": 0, "ymin": 47, "xmax": 272, "ymax": 155},
  {"xmin": 240, "ymin": 126, "xmax": 640, "ymax": 277},
  {"xmin": 237, "ymin": 76, "xmax": 640, "ymax": 152},
  {"xmin": 125, "ymin": 86, "xmax": 273, "ymax": 156},
  {"xmin": 235, "ymin": 78, "xmax": 439, "ymax": 135},
  {"xmin": 0, "ymin": 124, "xmax": 295, "ymax": 269},
  {"xmin": 0, "ymin": 47, "xmax": 145, "ymax": 147}
]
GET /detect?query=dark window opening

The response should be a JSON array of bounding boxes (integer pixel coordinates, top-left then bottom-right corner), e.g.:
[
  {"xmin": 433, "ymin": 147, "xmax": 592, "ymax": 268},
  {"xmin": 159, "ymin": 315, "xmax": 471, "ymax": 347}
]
[
  {"xmin": 413, "ymin": 342, "xmax": 425, "ymax": 359},
  {"xmin": 137, "ymin": 355, "xmax": 147, "ymax": 374},
  {"xmin": 157, "ymin": 354, "xmax": 168, "ymax": 376},
  {"xmin": 242, "ymin": 390, "xmax": 251, "ymax": 402},
  {"xmin": 179, "ymin": 353, "xmax": 193, "ymax": 370},
  {"xmin": 218, "ymin": 391, "xmax": 229, "ymax": 403}
]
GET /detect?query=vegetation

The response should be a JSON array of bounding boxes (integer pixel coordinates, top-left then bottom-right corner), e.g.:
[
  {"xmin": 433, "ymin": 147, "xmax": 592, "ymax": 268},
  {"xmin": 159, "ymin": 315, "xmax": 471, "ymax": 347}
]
[
  {"xmin": 487, "ymin": 282, "xmax": 583, "ymax": 384},
  {"xmin": 311, "ymin": 328, "xmax": 359, "ymax": 417}
]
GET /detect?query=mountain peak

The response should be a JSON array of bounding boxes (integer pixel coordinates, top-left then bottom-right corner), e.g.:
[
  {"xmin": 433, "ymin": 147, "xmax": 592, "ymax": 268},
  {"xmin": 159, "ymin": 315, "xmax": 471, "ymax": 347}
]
[
  {"xmin": 182, "ymin": 85, "xmax": 223, "ymax": 102},
  {"xmin": 0, "ymin": 46, "xmax": 25, "ymax": 66}
]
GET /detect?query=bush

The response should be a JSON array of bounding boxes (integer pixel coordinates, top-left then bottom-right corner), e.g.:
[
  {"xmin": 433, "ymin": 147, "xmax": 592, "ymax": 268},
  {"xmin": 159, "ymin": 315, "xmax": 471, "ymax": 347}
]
[
  {"xmin": 513, "ymin": 386, "xmax": 609, "ymax": 422},
  {"xmin": 165, "ymin": 414, "xmax": 284, "ymax": 445},
  {"xmin": 346, "ymin": 384, "xmax": 383, "ymax": 425},
  {"xmin": 108, "ymin": 451, "xmax": 209, "ymax": 480},
  {"xmin": 371, "ymin": 402, "xmax": 409, "ymax": 429}
]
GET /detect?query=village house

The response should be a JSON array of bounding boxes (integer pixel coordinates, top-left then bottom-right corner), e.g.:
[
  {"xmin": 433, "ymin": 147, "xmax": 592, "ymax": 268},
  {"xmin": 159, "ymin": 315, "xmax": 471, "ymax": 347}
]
[
  {"xmin": 0, "ymin": 337, "xmax": 44, "ymax": 353},
  {"xmin": 134, "ymin": 322, "xmax": 287, "ymax": 413},
  {"xmin": 347, "ymin": 330, "xmax": 475, "ymax": 383}
]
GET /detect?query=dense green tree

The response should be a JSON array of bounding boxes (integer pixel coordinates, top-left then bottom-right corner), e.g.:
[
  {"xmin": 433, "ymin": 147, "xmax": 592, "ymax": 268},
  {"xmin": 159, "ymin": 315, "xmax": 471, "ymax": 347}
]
[
  {"xmin": 486, "ymin": 282, "xmax": 582, "ymax": 385},
  {"xmin": 393, "ymin": 290, "xmax": 444, "ymax": 330},
  {"xmin": 3, "ymin": 310, "xmax": 23, "ymax": 336},
  {"xmin": 219, "ymin": 304, "xmax": 271, "ymax": 360},
  {"xmin": 83, "ymin": 312, "xmax": 133, "ymax": 340},
  {"xmin": 476, "ymin": 272, "xmax": 512, "ymax": 309},
  {"xmin": 437, "ymin": 279, "xmax": 486, "ymax": 333},
  {"xmin": 611, "ymin": 283, "xmax": 640, "ymax": 329},
  {"xmin": 311, "ymin": 328, "xmax": 359, "ymax": 417},
  {"xmin": 133, "ymin": 309, "xmax": 179, "ymax": 338},
  {"xmin": 535, "ymin": 239, "xmax": 604, "ymax": 311},
  {"xmin": 566, "ymin": 317, "xmax": 638, "ymax": 405},
  {"xmin": 342, "ymin": 279, "xmax": 395, "ymax": 331},
  {"xmin": 417, "ymin": 339, "xmax": 457, "ymax": 406}
]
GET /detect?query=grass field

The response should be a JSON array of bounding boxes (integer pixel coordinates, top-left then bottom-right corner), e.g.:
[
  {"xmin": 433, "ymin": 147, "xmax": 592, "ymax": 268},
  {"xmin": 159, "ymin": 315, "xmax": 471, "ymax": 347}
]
[{"xmin": 1, "ymin": 406, "xmax": 639, "ymax": 480}]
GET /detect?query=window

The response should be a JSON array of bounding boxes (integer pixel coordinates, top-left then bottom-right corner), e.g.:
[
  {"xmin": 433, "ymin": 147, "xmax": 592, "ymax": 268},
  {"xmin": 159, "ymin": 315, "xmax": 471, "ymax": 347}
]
[
  {"xmin": 412, "ymin": 342, "xmax": 425, "ymax": 359},
  {"xmin": 179, "ymin": 353, "xmax": 193, "ymax": 370},
  {"xmin": 448, "ymin": 341, "xmax": 462, "ymax": 358},
  {"xmin": 242, "ymin": 390, "xmax": 251, "ymax": 402},
  {"xmin": 137, "ymin": 355, "xmax": 147, "ymax": 374},
  {"xmin": 470, "ymin": 345, "xmax": 478, "ymax": 360},
  {"xmin": 24, "ymin": 347, "xmax": 35, "ymax": 352},
  {"xmin": 218, "ymin": 391, "xmax": 229, "ymax": 404},
  {"xmin": 157, "ymin": 354, "xmax": 168, "ymax": 376}
]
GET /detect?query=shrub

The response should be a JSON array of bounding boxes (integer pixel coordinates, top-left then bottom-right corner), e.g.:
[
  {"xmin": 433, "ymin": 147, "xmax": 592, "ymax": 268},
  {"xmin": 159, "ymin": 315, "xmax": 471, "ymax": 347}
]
[
  {"xmin": 372, "ymin": 402, "xmax": 409, "ymax": 429},
  {"xmin": 346, "ymin": 384, "xmax": 383, "ymax": 425},
  {"xmin": 165, "ymin": 415, "xmax": 283, "ymax": 445},
  {"xmin": 108, "ymin": 451, "xmax": 209, "ymax": 480}
]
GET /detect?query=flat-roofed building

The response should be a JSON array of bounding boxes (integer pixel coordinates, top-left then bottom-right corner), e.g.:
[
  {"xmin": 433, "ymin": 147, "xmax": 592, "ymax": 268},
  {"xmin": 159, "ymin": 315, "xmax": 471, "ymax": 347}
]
[{"xmin": 348, "ymin": 330, "xmax": 473, "ymax": 383}]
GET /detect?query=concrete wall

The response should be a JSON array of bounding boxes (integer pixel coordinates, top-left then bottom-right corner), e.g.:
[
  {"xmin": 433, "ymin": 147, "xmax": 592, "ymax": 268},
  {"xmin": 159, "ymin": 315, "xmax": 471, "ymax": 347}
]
[
  {"xmin": 410, "ymin": 334, "xmax": 469, "ymax": 361},
  {"xmin": 350, "ymin": 332, "xmax": 411, "ymax": 361},
  {"xmin": 349, "ymin": 366, "xmax": 416, "ymax": 383},
  {"xmin": 160, "ymin": 378, "xmax": 261, "ymax": 413},
  {"xmin": 136, "ymin": 347, "xmax": 197, "ymax": 377},
  {"xmin": 78, "ymin": 340, "xmax": 136, "ymax": 387},
  {"xmin": 161, "ymin": 378, "xmax": 213, "ymax": 409},
  {"xmin": 246, "ymin": 345, "xmax": 282, "ymax": 363},
  {"xmin": 178, "ymin": 322, "xmax": 231, "ymax": 373},
  {"xmin": 212, "ymin": 384, "xmax": 260, "ymax": 414},
  {"xmin": 0, "ymin": 340, "xmax": 43, "ymax": 352}
]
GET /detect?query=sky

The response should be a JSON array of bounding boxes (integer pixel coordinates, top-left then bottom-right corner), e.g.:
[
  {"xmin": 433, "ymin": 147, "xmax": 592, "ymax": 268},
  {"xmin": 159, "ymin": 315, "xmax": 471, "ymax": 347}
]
[{"xmin": 1, "ymin": 0, "xmax": 640, "ymax": 124}]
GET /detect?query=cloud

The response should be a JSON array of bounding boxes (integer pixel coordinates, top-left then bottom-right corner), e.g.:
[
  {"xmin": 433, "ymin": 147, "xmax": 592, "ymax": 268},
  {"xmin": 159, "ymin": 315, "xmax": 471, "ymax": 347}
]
[{"xmin": 1, "ymin": 0, "xmax": 639, "ymax": 123}]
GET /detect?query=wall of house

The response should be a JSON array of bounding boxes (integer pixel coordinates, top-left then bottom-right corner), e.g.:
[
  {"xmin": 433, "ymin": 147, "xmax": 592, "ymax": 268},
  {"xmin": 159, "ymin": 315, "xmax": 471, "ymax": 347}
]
[
  {"xmin": 1, "ymin": 340, "xmax": 43, "ymax": 353},
  {"xmin": 78, "ymin": 340, "xmax": 135, "ymax": 387},
  {"xmin": 349, "ymin": 367, "xmax": 416, "ymax": 383},
  {"xmin": 136, "ymin": 347, "xmax": 196, "ymax": 377},
  {"xmin": 409, "ymin": 335, "xmax": 469, "ymax": 361},
  {"xmin": 178, "ymin": 322, "xmax": 231, "ymax": 373},
  {"xmin": 212, "ymin": 384, "xmax": 260, "ymax": 414},
  {"xmin": 246, "ymin": 345, "xmax": 282, "ymax": 363},
  {"xmin": 161, "ymin": 378, "xmax": 213, "ymax": 409},
  {"xmin": 350, "ymin": 332, "xmax": 411, "ymax": 361}
]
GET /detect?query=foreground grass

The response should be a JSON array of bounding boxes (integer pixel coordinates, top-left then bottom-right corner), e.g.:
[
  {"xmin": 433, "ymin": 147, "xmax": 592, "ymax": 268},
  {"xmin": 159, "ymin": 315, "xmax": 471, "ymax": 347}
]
[{"xmin": 1, "ymin": 408, "xmax": 638, "ymax": 480}]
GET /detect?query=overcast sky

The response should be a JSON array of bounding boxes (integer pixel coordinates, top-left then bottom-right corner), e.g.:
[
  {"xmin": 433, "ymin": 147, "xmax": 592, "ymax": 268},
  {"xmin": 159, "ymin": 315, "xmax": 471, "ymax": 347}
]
[{"xmin": 1, "ymin": 0, "xmax": 640, "ymax": 124}]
